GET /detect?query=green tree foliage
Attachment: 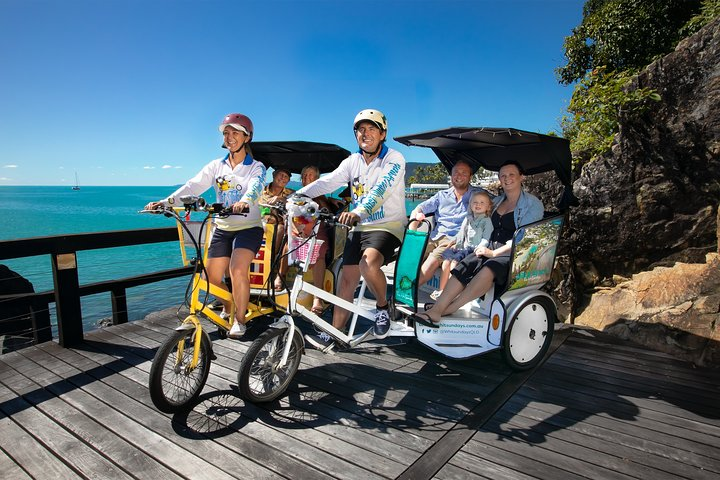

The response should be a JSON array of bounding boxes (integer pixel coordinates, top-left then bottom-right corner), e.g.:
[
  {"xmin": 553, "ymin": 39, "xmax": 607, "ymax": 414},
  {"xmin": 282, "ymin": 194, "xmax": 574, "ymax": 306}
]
[
  {"xmin": 409, "ymin": 163, "xmax": 497, "ymax": 185},
  {"xmin": 561, "ymin": 67, "xmax": 660, "ymax": 163},
  {"xmin": 557, "ymin": 0, "xmax": 702, "ymax": 85},
  {"xmin": 682, "ymin": 0, "xmax": 720, "ymax": 36},
  {"xmin": 558, "ymin": 0, "xmax": 719, "ymax": 163},
  {"xmin": 408, "ymin": 163, "xmax": 448, "ymax": 184}
]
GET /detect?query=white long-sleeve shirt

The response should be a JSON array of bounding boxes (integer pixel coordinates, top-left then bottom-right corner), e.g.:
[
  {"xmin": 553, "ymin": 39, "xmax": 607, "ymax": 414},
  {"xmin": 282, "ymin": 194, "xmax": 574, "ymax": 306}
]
[
  {"xmin": 163, "ymin": 153, "xmax": 266, "ymax": 231},
  {"xmin": 297, "ymin": 144, "xmax": 407, "ymax": 240}
]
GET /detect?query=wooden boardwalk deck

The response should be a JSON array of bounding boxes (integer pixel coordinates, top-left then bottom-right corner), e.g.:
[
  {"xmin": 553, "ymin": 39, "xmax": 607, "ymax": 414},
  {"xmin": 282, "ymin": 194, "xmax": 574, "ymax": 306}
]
[{"xmin": 1, "ymin": 311, "xmax": 718, "ymax": 479}]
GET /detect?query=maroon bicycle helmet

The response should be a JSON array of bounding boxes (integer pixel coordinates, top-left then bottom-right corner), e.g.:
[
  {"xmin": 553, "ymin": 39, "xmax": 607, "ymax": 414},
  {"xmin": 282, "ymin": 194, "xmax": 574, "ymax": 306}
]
[{"xmin": 219, "ymin": 113, "xmax": 254, "ymax": 141}]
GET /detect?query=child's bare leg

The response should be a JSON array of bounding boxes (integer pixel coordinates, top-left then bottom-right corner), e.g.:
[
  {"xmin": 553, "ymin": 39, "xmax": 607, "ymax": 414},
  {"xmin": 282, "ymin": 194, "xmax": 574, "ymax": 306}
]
[{"xmin": 438, "ymin": 259, "xmax": 453, "ymax": 291}]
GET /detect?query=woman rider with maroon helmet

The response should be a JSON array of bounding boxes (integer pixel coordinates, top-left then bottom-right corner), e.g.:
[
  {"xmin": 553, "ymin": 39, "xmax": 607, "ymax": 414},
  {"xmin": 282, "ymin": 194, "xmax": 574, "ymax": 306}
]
[{"xmin": 145, "ymin": 113, "xmax": 266, "ymax": 338}]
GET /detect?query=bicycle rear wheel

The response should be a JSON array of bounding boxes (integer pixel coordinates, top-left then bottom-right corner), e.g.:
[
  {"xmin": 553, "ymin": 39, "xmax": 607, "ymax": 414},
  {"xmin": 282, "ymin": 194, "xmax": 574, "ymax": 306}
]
[
  {"xmin": 237, "ymin": 327, "xmax": 303, "ymax": 403},
  {"xmin": 149, "ymin": 327, "xmax": 211, "ymax": 413}
]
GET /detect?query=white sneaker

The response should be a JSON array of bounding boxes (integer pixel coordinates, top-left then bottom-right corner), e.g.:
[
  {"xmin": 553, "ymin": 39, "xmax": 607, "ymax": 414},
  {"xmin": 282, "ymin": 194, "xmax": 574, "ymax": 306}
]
[
  {"xmin": 430, "ymin": 289, "xmax": 443, "ymax": 300},
  {"xmin": 228, "ymin": 321, "xmax": 246, "ymax": 338}
]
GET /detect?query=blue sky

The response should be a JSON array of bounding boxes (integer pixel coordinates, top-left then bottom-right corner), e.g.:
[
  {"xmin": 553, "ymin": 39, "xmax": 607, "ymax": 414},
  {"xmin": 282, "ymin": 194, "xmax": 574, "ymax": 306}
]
[{"xmin": 0, "ymin": 0, "xmax": 584, "ymax": 186}]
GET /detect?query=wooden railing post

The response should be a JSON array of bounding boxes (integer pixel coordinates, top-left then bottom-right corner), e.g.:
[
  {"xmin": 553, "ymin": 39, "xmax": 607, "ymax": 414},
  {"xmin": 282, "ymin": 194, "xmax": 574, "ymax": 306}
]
[
  {"xmin": 51, "ymin": 252, "xmax": 84, "ymax": 347},
  {"xmin": 111, "ymin": 288, "xmax": 128, "ymax": 325}
]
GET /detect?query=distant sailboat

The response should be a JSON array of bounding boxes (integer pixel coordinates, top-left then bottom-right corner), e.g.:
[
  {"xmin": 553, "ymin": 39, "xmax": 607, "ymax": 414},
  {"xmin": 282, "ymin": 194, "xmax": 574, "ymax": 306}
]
[{"xmin": 72, "ymin": 172, "xmax": 80, "ymax": 191}]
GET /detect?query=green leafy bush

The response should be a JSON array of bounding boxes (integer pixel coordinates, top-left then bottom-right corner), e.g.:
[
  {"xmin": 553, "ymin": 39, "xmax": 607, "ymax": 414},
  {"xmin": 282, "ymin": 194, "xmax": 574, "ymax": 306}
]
[{"xmin": 561, "ymin": 67, "xmax": 660, "ymax": 163}]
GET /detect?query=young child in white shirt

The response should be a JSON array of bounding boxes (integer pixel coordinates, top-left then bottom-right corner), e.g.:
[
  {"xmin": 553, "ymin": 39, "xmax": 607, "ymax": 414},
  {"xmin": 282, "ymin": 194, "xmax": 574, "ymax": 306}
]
[{"xmin": 431, "ymin": 190, "xmax": 494, "ymax": 300}]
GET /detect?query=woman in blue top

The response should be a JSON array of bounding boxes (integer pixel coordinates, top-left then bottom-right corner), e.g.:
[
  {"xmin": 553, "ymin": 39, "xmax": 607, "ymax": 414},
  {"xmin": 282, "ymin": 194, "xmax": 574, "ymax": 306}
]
[
  {"xmin": 144, "ymin": 113, "xmax": 266, "ymax": 338},
  {"xmin": 413, "ymin": 160, "xmax": 544, "ymax": 326}
]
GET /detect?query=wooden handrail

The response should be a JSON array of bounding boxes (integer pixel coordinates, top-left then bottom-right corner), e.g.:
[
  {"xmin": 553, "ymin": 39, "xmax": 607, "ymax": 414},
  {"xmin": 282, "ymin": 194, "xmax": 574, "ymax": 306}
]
[
  {"xmin": 0, "ymin": 227, "xmax": 190, "ymax": 348},
  {"xmin": 0, "ymin": 227, "xmax": 178, "ymax": 260}
]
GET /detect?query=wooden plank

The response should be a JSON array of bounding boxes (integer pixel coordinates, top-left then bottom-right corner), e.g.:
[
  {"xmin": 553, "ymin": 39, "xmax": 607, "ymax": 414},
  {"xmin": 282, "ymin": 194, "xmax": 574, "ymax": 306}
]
[
  {"xmin": 543, "ymin": 356, "xmax": 720, "ymax": 420},
  {"xmin": 58, "ymin": 336, "xmax": 331, "ymax": 480},
  {"xmin": 3, "ymin": 311, "xmax": 719, "ymax": 480},
  {"xmin": 461, "ymin": 438, "xmax": 590, "ymax": 480},
  {"xmin": 395, "ymin": 328, "xmax": 570, "ymax": 480},
  {"xmin": 513, "ymin": 368, "xmax": 720, "ymax": 446},
  {"xmin": 530, "ymin": 360, "xmax": 720, "ymax": 426},
  {"xmin": 0, "ymin": 381, "xmax": 134, "ymax": 479},
  {"xmin": 14, "ymin": 345, "xmax": 212, "ymax": 480},
  {"xmin": 487, "ymin": 405, "xmax": 714, "ymax": 479},
  {"xmin": 127, "ymin": 317, "xmax": 473, "ymax": 441},
  {"xmin": 75, "ymin": 325, "xmax": 380, "ymax": 479},
  {"xmin": 443, "ymin": 450, "xmax": 537, "ymax": 480},
  {"xmin": 553, "ymin": 341, "xmax": 720, "ymax": 397},
  {"xmin": 0, "ymin": 448, "xmax": 32, "ymax": 480},
  {"xmin": 552, "ymin": 344, "xmax": 720, "ymax": 398},
  {"xmin": 505, "ymin": 392, "xmax": 720, "ymax": 456},
  {"xmin": 106, "ymin": 322, "xmax": 435, "ymax": 476},
  {"xmin": 562, "ymin": 333, "xmax": 720, "ymax": 384},
  {"xmin": 0, "ymin": 407, "xmax": 75, "ymax": 479}
]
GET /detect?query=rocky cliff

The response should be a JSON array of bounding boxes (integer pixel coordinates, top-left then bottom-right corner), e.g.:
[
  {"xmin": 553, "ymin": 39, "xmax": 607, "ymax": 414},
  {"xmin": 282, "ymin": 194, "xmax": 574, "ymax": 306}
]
[{"xmin": 559, "ymin": 18, "xmax": 720, "ymax": 366}]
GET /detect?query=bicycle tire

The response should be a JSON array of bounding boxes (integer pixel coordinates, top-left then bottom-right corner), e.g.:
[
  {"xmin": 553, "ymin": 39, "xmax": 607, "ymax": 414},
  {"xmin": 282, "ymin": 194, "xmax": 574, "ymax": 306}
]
[
  {"xmin": 148, "ymin": 327, "xmax": 211, "ymax": 413},
  {"xmin": 237, "ymin": 327, "xmax": 303, "ymax": 403}
]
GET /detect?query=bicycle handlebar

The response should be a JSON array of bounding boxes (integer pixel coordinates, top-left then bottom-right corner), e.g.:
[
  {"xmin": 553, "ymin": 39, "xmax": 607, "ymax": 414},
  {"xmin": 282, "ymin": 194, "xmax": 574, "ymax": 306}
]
[{"xmin": 139, "ymin": 198, "xmax": 248, "ymax": 217}]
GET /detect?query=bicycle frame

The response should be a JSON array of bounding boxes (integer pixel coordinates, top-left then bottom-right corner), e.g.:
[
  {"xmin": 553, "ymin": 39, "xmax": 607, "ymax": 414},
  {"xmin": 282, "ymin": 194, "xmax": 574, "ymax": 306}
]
[
  {"xmin": 151, "ymin": 203, "xmax": 286, "ymax": 369},
  {"xmin": 267, "ymin": 199, "xmax": 382, "ymax": 367}
]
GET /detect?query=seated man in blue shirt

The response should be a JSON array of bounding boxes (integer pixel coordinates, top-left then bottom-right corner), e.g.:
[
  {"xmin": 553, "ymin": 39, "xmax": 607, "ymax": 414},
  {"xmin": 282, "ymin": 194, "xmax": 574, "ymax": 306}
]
[{"xmin": 409, "ymin": 159, "xmax": 484, "ymax": 295}]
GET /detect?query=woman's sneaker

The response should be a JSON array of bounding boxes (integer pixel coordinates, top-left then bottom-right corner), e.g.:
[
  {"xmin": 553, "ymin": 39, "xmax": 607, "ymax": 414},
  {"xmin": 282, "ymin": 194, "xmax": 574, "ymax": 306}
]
[
  {"xmin": 228, "ymin": 321, "xmax": 246, "ymax": 338},
  {"xmin": 374, "ymin": 308, "xmax": 391, "ymax": 338},
  {"xmin": 304, "ymin": 332, "xmax": 335, "ymax": 353}
]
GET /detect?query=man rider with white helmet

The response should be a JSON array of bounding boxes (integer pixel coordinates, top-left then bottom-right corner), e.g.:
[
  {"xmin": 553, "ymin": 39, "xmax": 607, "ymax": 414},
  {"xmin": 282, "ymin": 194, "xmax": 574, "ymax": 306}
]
[{"xmin": 297, "ymin": 109, "xmax": 407, "ymax": 350}]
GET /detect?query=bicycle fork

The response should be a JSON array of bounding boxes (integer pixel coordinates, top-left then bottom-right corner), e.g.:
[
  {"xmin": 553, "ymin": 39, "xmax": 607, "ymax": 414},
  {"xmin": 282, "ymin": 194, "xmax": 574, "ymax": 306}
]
[
  {"xmin": 176, "ymin": 315, "xmax": 205, "ymax": 372},
  {"xmin": 271, "ymin": 315, "xmax": 298, "ymax": 368}
]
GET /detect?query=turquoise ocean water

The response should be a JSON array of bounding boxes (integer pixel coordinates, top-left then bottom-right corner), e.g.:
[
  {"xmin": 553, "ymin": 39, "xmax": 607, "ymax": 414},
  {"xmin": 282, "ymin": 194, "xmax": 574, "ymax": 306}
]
[{"xmin": 0, "ymin": 185, "xmax": 422, "ymax": 333}]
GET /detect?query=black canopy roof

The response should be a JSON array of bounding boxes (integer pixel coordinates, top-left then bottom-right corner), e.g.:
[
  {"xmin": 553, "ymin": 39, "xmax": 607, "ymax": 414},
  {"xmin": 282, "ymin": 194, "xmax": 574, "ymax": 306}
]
[
  {"xmin": 394, "ymin": 127, "xmax": 577, "ymax": 211},
  {"xmin": 251, "ymin": 141, "xmax": 350, "ymax": 174}
]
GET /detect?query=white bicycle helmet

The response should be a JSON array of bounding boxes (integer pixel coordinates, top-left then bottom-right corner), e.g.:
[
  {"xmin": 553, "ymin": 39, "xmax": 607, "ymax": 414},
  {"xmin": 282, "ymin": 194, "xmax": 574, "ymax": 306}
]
[{"xmin": 353, "ymin": 109, "xmax": 387, "ymax": 132}]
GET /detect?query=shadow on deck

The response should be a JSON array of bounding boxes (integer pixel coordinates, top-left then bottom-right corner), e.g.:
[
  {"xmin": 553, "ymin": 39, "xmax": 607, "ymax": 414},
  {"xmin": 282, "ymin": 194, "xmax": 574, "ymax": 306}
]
[{"xmin": 0, "ymin": 310, "xmax": 718, "ymax": 479}]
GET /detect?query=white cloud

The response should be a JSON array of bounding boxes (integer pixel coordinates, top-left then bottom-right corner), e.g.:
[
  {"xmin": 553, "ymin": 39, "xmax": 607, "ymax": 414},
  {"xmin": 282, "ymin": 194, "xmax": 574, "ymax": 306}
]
[
  {"xmin": 161, "ymin": 165, "xmax": 172, "ymax": 169},
  {"xmin": 3, "ymin": 165, "xmax": 18, "ymax": 168},
  {"xmin": 175, "ymin": 166, "xmax": 182, "ymax": 169},
  {"xmin": 0, "ymin": 177, "xmax": 11, "ymax": 181},
  {"xmin": 143, "ymin": 166, "xmax": 155, "ymax": 170}
]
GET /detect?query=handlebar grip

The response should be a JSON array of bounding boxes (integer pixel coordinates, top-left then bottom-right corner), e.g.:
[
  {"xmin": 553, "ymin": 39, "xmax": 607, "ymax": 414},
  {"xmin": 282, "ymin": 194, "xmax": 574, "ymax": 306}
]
[{"xmin": 210, "ymin": 203, "xmax": 250, "ymax": 215}]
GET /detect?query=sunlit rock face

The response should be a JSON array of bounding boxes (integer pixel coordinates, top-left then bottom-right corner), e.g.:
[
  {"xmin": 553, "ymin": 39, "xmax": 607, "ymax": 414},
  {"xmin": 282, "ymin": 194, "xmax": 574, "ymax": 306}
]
[
  {"xmin": 572, "ymin": 17, "xmax": 719, "ymax": 279},
  {"xmin": 538, "ymin": 19, "xmax": 720, "ymax": 366}
]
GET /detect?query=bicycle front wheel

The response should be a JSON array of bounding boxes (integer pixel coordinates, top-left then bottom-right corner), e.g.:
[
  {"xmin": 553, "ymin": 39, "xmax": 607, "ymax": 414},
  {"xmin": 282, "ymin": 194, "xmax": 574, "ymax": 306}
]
[
  {"xmin": 238, "ymin": 327, "xmax": 303, "ymax": 403},
  {"xmin": 148, "ymin": 327, "xmax": 211, "ymax": 413}
]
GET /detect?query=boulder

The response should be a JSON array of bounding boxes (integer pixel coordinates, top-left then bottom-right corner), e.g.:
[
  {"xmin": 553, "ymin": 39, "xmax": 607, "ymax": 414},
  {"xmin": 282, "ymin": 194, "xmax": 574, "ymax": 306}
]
[
  {"xmin": 539, "ymin": 19, "xmax": 720, "ymax": 365},
  {"xmin": 0, "ymin": 264, "xmax": 36, "ymax": 353},
  {"xmin": 575, "ymin": 253, "xmax": 720, "ymax": 367},
  {"xmin": 570, "ymin": 17, "xmax": 720, "ymax": 279}
]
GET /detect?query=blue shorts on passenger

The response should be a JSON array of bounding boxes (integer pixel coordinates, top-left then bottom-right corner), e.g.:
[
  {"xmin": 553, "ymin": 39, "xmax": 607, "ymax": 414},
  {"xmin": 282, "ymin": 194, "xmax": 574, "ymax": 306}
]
[{"xmin": 207, "ymin": 227, "xmax": 264, "ymax": 258}]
